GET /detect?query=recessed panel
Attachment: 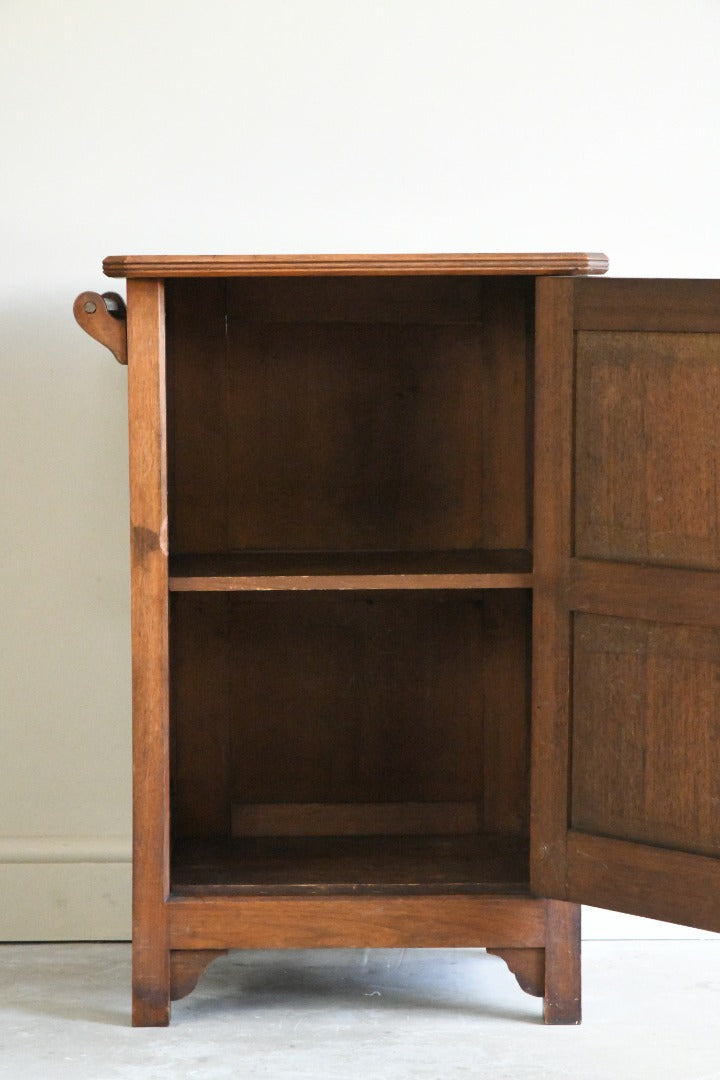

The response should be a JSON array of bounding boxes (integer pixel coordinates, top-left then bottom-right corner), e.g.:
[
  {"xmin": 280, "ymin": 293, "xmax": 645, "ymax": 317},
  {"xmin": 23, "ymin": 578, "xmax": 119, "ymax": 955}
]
[
  {"xmin": 574, "ymin": 330, "xmax": 720, "ymax": 570},
  {"xmin": 572, "ymin": 613, "xmax": 720, "ymax": 857}
]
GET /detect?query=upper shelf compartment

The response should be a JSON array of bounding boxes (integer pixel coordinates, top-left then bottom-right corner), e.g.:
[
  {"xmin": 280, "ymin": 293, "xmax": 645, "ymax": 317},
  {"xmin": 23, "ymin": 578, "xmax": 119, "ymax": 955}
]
[
  {"xmin": 103, "ymin": 252, "xmax": 609, "ymax": 278},
  {"xmin": 165, "ymin": 274, "xmax": 538, "ymax": 558}
]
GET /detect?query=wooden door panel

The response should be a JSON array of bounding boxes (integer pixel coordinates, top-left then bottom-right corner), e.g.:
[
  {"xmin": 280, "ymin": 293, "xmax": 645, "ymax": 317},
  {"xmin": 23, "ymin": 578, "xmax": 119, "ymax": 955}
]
[
  {"xmin": 575, "ymin": 330, "xmax": 720, "ymax": 570},
  {"xmin": 566, "ymin": 832, "xmax": 720, "ymax": 933},
  {"xmin": 572, "ymin": 613, "xmax": 720, "ymax": 858},
  {"xmin": 532, "ymin": 277, "xmax": 720, "ymax": 931}
]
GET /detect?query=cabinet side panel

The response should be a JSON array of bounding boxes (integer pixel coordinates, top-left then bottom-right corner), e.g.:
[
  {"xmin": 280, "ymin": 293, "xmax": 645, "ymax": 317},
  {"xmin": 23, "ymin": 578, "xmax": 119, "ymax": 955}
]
[{"xmin": 127, "ymin": 278, "xmax": 170, "ymax": 1025}]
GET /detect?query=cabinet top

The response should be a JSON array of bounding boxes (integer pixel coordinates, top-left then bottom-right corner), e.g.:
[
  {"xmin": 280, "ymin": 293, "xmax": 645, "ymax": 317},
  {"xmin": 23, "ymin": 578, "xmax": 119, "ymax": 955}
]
[{"xmin": 103, "ymin": 252, "xmax": 609, "ymax": 279}]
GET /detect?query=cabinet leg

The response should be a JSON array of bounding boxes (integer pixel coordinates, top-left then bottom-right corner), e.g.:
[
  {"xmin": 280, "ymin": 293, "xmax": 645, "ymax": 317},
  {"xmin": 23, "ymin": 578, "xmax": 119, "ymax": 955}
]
[
  {"xmin": 543, "ymin": 900, "xmax": 581, "ymax": 1025},
  {"xmin": 132, "ymin": 946, "xmax": 171, "ymax": 1027}
]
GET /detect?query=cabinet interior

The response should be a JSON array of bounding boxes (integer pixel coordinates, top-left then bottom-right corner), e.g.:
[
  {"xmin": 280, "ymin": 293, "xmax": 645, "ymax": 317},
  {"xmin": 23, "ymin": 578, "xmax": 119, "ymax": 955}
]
[{"xmin": 165, "ymin": 274, "xmax": 535, "ymax": 895}]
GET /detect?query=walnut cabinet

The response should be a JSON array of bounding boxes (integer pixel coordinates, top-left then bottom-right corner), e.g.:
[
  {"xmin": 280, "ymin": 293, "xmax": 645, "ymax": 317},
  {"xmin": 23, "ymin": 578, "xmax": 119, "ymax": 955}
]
[{"xmin": 75, "ymin": 254, "xmax": 720, "ymax": 1026}]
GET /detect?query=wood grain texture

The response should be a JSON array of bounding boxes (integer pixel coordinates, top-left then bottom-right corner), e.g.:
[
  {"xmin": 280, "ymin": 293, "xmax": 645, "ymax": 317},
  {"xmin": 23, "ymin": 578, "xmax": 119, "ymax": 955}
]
[
  {"xmin": 127, "ymin": 279, "xmax": 170, "ymax": 1027},
  {"xmin": 167, "ymin": 591, "xmax": 528, "ymax": 813},
  {"xmin": 230, "ymin": 590, "xmax": 487, "ymax": 805},
  {"xmin": 481, "ymin": 590, "xmax": 530, "ymax": 835},
  {"xmin": 165, "ymin": 280, "xmax": 228, "ymax": 553},
  {"xmin": 572, "ymin": 613, "xmax": 720, "ymax": 858},
  {"xmin": 171, "ymin": 834, "xmax": 529, "ymax": 896},
  {"xmin": 567, "ymin": 831, "xmax": 720, "ymax": 933},
  {"xmin": 574, "ymin": 278, "xmax": 720, "ymax": 332},
  {"xmin": 487, "ymin": 947, "xmax": 544, "ymax": 997},
  {"xmin": 73, "ymin": 290, "xmax": 127, "ymax": 364},
  {"xmin": 104, "ymin": 252, "xmax": 610, "ymax": 278},
  {"xmin": 170, "ymin": 594, "xmax": 231, "ymax": 838},
  {"xmin": 167, "ymin": 895, "xmax": 549, "ymax": 950},
  {"xmin": 230, "ymin": 801, "xmax": 481, "ymax": 837},
  {"xmin": 222, "ymin": 323, "xmax": 502, "ymax": 552},
  {"xmin": 107, "ymin": 258, "xmax": 720, "ymax": 1022},
  {"xmin": 227, "ymin": 275, "xmax": 492, "ymax": 323},
  {"xmin": 166, "ymin": 276, "xmax": 531, "ymax": 555},
  {"xmin": 534, "ymin": 275, "xmax": 720, "ymax": 937},
  {"xmin": 569, "ymin": 559, "xmax": 720, "ymax": 627},
  {"xmin": 544, "ymin": 902, "xmax": 581, "ymax": 1024},
  {"xmin": 575, "ymin": 330, "xmax": 720, "ymax": 570},
  {"xmin": 479, "ymin": 278, "xmax": 534, "ymax": 549},
  {"xmin": 529, "ymin": 277, "xmax": 575, "ymax": 898},
  {"xmin": 170, "ymin": 950, "xmax": 227, "ymax": 1001},
  {"xmin": 169, "ymin": 549, "xmax": 532, "ymax": 591}
]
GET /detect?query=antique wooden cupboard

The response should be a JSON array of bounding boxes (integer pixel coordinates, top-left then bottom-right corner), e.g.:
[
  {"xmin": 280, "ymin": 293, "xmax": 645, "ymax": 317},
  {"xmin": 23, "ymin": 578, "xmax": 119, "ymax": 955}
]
[{"xmin": 74, "ymin": 253, "xmax": 720, "ymax": 1027}]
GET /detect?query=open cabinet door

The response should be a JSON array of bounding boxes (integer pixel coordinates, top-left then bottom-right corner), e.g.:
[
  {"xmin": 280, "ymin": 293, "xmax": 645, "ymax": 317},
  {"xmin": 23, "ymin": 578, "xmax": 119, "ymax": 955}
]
[{"xmin": 531, "ymin": 276, "xmax": 720, "ymax": 931}]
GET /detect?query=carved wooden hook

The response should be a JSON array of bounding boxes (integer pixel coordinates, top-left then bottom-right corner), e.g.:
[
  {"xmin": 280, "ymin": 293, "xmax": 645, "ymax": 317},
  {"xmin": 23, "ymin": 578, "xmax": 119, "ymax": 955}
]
[{"xmin": 74, "ymin": 290, "xmax": 128, "ymax": 365}]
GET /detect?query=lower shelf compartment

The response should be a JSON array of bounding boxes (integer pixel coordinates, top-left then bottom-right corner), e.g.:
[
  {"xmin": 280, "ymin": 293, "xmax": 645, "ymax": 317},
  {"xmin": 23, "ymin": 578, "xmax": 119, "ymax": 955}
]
[{"xmin": 170, "ymin": 833, "xmax": 529, "ymax": 897}]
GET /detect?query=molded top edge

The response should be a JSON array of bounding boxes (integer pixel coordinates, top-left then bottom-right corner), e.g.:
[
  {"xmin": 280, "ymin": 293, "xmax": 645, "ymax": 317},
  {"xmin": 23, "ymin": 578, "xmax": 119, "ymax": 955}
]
[{"xmin": 103, "ymin": 252, "xmax": 609, "ymax": 278}]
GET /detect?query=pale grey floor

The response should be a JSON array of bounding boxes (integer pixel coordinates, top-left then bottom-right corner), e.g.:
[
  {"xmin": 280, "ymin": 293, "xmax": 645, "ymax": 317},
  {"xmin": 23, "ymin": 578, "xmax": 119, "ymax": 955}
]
[{"xmin": 1, "ymin": 942, "xmax": 718, "ymax": 1079}]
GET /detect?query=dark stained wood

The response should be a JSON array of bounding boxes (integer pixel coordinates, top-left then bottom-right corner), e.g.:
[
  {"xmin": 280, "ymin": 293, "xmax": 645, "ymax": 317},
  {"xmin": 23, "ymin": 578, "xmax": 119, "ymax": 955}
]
[
  {"xmin": 88, "ymin": 254, "xmax": 629, "ymax": 1027},
  {"xmin": 221, "ymin": 316, "xmax": 517, "ymax": 554},
  {"xmin": 165, "ymin": 280, "xmax": 228, "ymax": 553},
  {"xmin": 127, "ymin": 278, "xmax": 170, "ymax": 1027},
  {"xmin": 487, "ymin": 948, "xmax": 544, "ymax": 997},
  {"xmin": 170, "ymin": 594, "xmax": 230, "ymax": 838},
  {"xmin": 529, "ymin": 277, "xmax": 575, "ymax": 897},
  {"xmin": 479, "ymin": 279, "xmax": 534, "ymax": 549},
  {"xmin": 574, "ymin": 277, "xmax": 720, "ymax": 332},
  {"xmin": 169, "ymin": 549, "xmax": 532, "ymax": 591},
  {"xmin": 224, "ymin": 590, "xmax": 487, "ymax": 805},
  {"xmin": 227, "ymin": 274, "xmax": 491, "ymax": 323},
  {"xmin": 481, "ymin": 590, "xmax": 530, "ymax": 835},
  {"xmin": 543, "ymin": 902, "xmax": 581, "ymax": 1025},
  {"xmin": 569, "ymin": 559, "xmax": 720, "ymax": 628},
  {"xmin": 73, "ymin": 290, "xmax": 127, "ymax": 364},
  {"xmin": 167, "ymin": 895, "xmax": 549, "ymax": 950},
  {"xmin": 92, "ymin": 254, "xmax": 720, "ymax": 1027},
  {"xmin": 230, "ymin": 801, "xmax": 481, "ymax": 837},
  {"xmin": 96, "ymin": 255, "xmax": 720, "ymax": 1024},
  {"xmin": 575, "ymin": 329, "xmax": 720, "ymax": 570},
  {"xmin": 168, "ymin": 591, "xmax": 527, "ymax": 811},
  {"xmin": 166, "ymin": 276, "xmax": 531, "ymax": 555},
  {"xmin": 165, "ymin": 276, "xmax": 534, "ymax": 557},
  {"xmin": 572, "ymin": 614, "xmax": 720, "ymax": 857},
  {"xmin": 171, "ymin": 834, "xmax": 529, "ymax": 896},
  {"xmin": 104, "ymin": 252, "xmax": 610, "ymax": 278},
  {"xmin": 567, "ymin": 832, "xmax": 720, "ymax": 933},
  {"xmin": 170, "ymin": 950, "xmax": 227, "ymax": 1001},
  {"xmin": 533, "ymin": 275, "xmax": 720, "ymax": 942}
]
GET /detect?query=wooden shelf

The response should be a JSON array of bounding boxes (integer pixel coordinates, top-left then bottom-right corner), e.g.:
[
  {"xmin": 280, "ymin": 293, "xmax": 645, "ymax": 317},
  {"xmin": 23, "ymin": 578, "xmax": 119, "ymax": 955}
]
[
  {"xmin": 171, "ymin": 833, "xmax": 529, "ymax": 897},
  {"xmin": 169, "ymin": 549, "xmax": 533, "ymax": 592}
]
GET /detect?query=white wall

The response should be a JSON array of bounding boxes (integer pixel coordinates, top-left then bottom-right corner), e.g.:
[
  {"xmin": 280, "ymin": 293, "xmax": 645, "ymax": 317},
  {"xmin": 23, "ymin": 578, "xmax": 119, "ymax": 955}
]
[{"xmin": 2, "ymin": 0, "xmax": 720, "ymax": 940}]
